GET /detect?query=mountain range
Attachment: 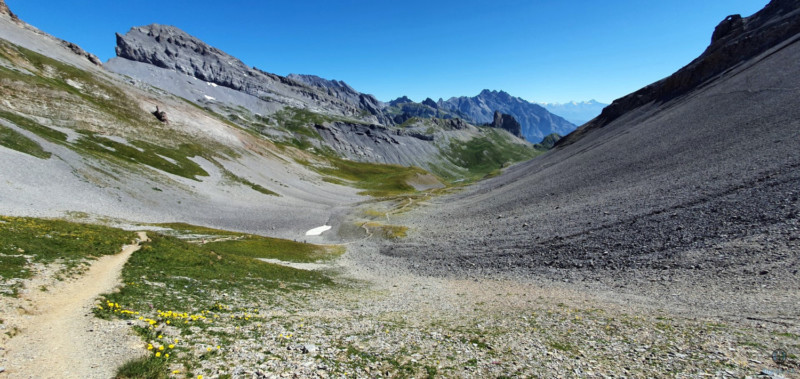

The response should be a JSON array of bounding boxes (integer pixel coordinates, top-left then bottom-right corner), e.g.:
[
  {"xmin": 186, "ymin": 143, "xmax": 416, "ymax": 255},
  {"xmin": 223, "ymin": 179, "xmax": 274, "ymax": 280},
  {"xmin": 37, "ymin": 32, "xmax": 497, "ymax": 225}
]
[{"xmin": 538, "ymin": 99, "xmax": 607, "ymax": 125}]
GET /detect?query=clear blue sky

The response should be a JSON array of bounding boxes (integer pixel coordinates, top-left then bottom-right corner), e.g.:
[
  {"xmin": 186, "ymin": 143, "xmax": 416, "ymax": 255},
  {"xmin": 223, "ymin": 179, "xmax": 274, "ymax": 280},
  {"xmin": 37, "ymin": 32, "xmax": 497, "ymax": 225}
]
[{"xmin": 7, "ymin": 0, "xmax": 769, "ymax": 104}]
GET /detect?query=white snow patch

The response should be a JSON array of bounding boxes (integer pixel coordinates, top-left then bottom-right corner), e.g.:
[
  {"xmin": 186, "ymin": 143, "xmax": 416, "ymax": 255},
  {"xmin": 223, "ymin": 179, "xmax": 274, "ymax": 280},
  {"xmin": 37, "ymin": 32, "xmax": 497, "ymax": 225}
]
[
  {"xmin": 207, "ymin": 82, "xmax": 218, "ymax": 87},
  {"xmin": 305, "ymin": 225, "xmax": 332, "ymax": 236},
  {"xmin": 204, "ymin": 95, "xmax": 216, "ymax": 101}
]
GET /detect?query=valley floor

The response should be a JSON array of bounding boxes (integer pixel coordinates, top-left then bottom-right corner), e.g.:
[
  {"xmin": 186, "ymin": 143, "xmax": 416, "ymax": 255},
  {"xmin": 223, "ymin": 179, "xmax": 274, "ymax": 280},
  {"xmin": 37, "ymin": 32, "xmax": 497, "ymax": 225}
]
[{"xmin": 2, "ymin": 208, "xmax": 798, "ymax": 378}]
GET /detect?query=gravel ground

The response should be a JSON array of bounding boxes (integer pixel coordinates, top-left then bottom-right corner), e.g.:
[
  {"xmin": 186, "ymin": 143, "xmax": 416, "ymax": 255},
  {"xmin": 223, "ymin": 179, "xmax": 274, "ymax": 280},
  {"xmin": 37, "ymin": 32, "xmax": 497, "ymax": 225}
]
[{"xmin": 379, "ymin": 31, "xmax": 800, "ymax": 327}]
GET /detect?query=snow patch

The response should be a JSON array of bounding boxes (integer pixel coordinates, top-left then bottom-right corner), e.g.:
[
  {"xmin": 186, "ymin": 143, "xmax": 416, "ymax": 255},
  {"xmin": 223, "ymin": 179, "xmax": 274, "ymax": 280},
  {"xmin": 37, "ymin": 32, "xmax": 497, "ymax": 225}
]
[{"xmin": 305, "ymin": 225, "xmax": 332, "ymax": 236}]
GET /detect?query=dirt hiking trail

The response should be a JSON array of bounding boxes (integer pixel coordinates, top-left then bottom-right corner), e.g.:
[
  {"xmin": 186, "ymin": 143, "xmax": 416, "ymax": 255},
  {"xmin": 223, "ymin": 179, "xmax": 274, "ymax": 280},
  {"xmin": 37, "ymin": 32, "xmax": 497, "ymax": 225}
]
[{"xmin": 0, "ymin": 232, "xmax": 149, "ymax": 379}]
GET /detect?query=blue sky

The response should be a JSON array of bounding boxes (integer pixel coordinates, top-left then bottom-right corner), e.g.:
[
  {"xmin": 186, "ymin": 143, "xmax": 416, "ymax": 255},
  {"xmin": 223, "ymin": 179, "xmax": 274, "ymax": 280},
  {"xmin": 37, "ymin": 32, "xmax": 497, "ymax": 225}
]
[{"xmin": 7, "ymin": 1, "xmax": 768, "ymax": 104}]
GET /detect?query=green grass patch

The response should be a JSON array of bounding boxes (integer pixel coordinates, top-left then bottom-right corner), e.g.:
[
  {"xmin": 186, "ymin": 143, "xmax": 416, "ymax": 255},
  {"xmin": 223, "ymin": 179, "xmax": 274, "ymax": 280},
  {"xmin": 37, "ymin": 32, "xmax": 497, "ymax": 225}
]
[
  {"xmin": 0, "ymin": 41, "xmax": 153, "ymax": 126},
  {"xmin": 0, "ymin": 109, "xmax": 68, "ymax": 143},
  {"xmin": 772, "ymin": 332, "xmax": 800, "ymax": 339},
  {"xmin": 363, "ymin": 222, "xmax": 408, "ymax": 239},
  {"xmin": 0, "ymin": 216, "xmax": 136, "ymax": 295},
  {"xmin": 219, "ymin": 168, "xmax": 279, "ymax": 196},
  {"xmin": 272, "ymin": 108, "xmax": 328, "ymax": 139},
  {"xmin": 548, "ymin": 340, "xmax": 576, "ymax": 353},
  {"xmin": 441, "ymin": 128, "xmax": 542, "ymax": 181},
  {"xmin": 115, "ymin": 356, "xmax": 168, "ymax": 379},
  {"xmin": 203, "ymin": 237, "xmax": 342, "ymax": 263},
  {"xmin": 0, "ymin": 123, "xmax": 51, "ymax": 158},
  {"xmin": 100, "ymin": 233, "xmax": 334, "ymax": 312},
  {"xmin": 74, "ymin": 132, "xmax": 209, "ymax": 180},
  {"xmin": 153, "ymin": 223, "xmax": 244, "ymax": 237},
  {"xmin": 316, "ymin": 158, "xmax": 431, "ymax": 197}
]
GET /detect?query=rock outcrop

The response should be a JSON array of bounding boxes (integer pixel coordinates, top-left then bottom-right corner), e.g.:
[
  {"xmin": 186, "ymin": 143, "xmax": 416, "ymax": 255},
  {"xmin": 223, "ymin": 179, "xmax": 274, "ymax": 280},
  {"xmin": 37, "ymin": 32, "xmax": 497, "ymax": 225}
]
[
  {"xmin": 491, "ymin": 111, "xmax": 522, "ymax": 138},
  {"xmin": 438, "ymin": 90, "xmax": 576, "ymax": 142},
  {"xmin": 61, "ymin": 41, "xmax": 102, "ymax": 66},
  {"xmin": 559, "ymin": 0, "xmax": 800, "ymax": 147},
  {"xmin": 287, "ymin": 74, "xmax": 385, "ymax": 121},
  {"xmin": 536, "ymin": 133, "xmax": 562, "ymax": 149}
]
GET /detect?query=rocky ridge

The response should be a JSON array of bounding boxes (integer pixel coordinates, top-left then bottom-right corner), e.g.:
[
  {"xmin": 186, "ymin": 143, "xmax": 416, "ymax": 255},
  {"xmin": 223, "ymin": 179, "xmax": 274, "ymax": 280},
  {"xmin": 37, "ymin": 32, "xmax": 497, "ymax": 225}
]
[
  {"xmin": 560, "ymin": 0, "xmax": 800, "ymax": 147},
  {"xmin": 112, "ymin": 24, "xmax": 390, "ymax": 125}
]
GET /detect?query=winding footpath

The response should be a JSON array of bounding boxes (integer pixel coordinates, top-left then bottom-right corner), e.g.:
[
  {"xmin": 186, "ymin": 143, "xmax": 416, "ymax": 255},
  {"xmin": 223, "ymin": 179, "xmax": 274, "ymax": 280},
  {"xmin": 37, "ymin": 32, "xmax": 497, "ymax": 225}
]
[{"xmin": 0, "ymin": 232, "xmax": 149, "ymax": 378}]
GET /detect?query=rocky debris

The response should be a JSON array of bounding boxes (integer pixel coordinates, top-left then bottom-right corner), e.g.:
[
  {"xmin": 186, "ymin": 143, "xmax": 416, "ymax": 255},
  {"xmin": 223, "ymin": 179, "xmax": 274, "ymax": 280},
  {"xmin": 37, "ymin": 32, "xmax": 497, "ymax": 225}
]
[
  {"xmin": 559, "ymin": 0, "xmax": 800, "ymax": 147},
  {"xmin": 152, "ymin": 106, "xmax": 168, "ymax": 123},
  {"xmin": 438, "ymin": 89, "xmax": 576, "ymax": 142},
  {"xmin": 491, "ymin": 110, "xmax": 523, "ymax": 138},
  {"xmin": 376, "ymin": 0, "xmax": 800, "ymax": 321}
]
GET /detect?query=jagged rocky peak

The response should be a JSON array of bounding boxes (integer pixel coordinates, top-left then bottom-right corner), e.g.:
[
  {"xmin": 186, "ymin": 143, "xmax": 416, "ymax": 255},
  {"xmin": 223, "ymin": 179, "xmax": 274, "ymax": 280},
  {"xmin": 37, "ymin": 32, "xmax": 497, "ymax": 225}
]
[
  {"xmin": 389, "ymin": 96, "xmax": 414, "ymax": 106},
  {"xmin": 115, "ymin": 24, "xmax": 253, "ymax": 90},
  {"xmin": 422, "ymin": 98, "xmax": 438, "ymax": 109},
  {"xmin": 491, "ymin": 111, "xmax": 522, "ymax": 138},
  {"xmin": 711, "ymin": 15, "xmax": 744, "ymax": 43}
]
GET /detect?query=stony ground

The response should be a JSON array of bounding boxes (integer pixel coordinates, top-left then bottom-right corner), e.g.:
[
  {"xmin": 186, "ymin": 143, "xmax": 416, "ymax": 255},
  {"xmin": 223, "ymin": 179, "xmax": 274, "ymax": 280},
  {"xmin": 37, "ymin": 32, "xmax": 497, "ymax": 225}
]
[{"xmin": 106, "ymin": 237, "xmax": 800, "ymax": 378}]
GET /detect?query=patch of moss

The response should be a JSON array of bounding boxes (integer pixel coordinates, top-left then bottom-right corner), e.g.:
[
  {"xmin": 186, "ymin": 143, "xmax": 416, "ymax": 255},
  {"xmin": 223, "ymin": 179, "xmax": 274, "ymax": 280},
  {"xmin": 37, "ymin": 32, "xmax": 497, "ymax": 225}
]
[
  {"xmin": 364, "ymin": 222, "xmax": 408, "ymax": 239},
  {"xmin": 0, "ymin": 123, "xmax": 51, "ymax": 158},
  {"xmin": 0, "ymin": 109, "xmax": 67, "ymax": 143}
]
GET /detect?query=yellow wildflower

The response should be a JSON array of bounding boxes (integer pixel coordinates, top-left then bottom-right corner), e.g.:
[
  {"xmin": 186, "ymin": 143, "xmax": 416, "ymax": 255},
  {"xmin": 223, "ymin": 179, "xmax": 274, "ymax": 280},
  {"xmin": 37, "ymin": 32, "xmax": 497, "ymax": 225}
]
[
  {"xmin": 155, "ymin": 352, "xmax": 161, "ymax": 357},
  {"xmin": 168, "ymin": 344, "xmax": 175, "ymax": 349},
  {"xmin": 158, "ymin": 346, "xmax": 164, "ymax": 351}
]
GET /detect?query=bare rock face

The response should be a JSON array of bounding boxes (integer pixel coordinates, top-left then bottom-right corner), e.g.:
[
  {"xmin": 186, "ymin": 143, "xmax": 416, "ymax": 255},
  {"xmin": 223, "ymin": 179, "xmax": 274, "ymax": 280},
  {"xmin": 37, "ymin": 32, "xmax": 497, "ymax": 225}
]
[
  {"xmin": 560, "ymin": 0, "xmax": 800, "ymax": 147},
  {"xmin": 491, "ymin": 110, "xmax": 523, "ymax": 138}
]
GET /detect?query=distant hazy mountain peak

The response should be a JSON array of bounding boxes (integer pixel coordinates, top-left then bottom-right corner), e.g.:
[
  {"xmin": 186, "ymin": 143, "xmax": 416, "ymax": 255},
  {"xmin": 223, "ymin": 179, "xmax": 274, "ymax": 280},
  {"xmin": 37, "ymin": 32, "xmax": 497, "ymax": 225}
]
[
  {"xmin": 538, "ymin": 99, "xmax": 608, "ymax": 126},
  {"xmin": 438, "ymin": 90, "xmax": 576, "ymax": 142}
]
